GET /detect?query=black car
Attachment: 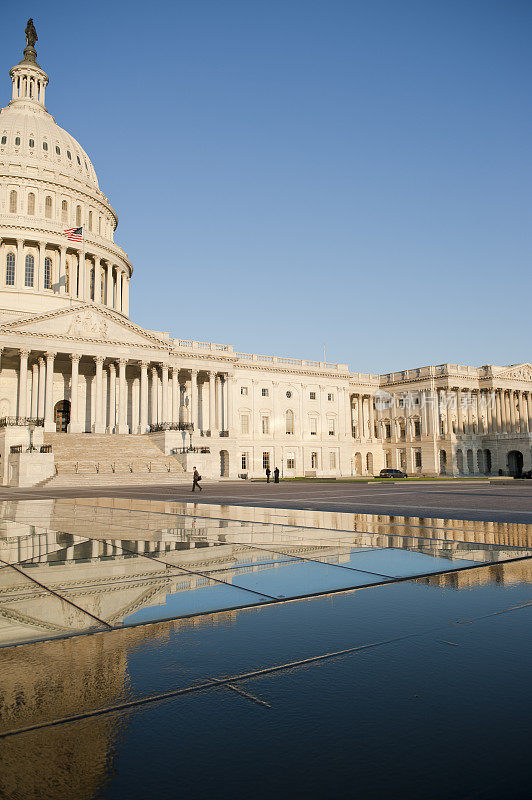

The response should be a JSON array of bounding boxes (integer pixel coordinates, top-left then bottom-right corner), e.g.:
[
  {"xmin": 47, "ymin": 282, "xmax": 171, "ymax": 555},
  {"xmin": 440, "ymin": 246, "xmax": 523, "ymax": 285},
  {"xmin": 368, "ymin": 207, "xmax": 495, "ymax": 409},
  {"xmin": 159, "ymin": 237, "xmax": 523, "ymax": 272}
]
[{"xmin": 379, "ymin": 468, "xmax": 407, "ymax": 479}]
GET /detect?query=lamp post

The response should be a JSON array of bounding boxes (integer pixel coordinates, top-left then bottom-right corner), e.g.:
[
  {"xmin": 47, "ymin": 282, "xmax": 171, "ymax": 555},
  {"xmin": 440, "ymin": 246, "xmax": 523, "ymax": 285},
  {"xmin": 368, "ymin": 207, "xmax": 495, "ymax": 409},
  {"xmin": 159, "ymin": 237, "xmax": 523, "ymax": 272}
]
[{"xmin": 28, "ymin": 421, "xmax": 36, "ymax": 452}]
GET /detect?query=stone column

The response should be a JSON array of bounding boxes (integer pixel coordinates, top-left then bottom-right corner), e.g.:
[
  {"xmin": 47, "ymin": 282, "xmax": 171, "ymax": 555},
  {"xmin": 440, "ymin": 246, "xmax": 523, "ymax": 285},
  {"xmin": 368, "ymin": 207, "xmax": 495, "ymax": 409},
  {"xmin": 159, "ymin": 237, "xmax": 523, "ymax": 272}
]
[
  {"xmin": 226, "ymin": 373, "xmax": 233, "ymax": 434},
  {"xmin": 150, "ymin": 366, "xmax": 158, "ymax": 426},
  {"xmin": 495, "ymin": 390, "xmax": 502, "ymax": 433},
  {"xmin": 526, "ymin": 393, "xmax": 532, "ymax": 435},
  {"xmin": 117, "ymin": 271, "xmax": 123, "ymax": 313},
  {"xmin": 59, "ymin": 246, "xmax": 67, "ymax": 294},
  {"xmin": 117, "ymin": 358, "xmax": 129, "ymax": 433},
  {"xmin": 446, "ymin": 392, "xmax": 453, "ymax": 436},
  {"xmin": 171, "ymin": 368, "xmax": 179, "ymax": 424},
  {"xmin": 502, "ymin": 391, "xmax": 510, "ymax": 434},
  {"xmin": 78, "ymin": 250, "xmax": 85, "ymax": 301},
  {"xmin": 139, "ymin": 361, "xmax": 149, "ymax": 433},
  {"xmin": 68, "ymin": 354, "xmax": 82, "ymax": 433},
  {"xmin": 18, "ymin": 350, "xmax": 29, "ymax": 419},
  {"xmin": 38, "ymin": 357, "xmax": 46, "ymax": 419},
  {"xmin": 368, "ymin": 394, "xmax": 375, "ymax": 440},
  {"xmin": 31, "ymin": 361, "xmax": 39, "ymax": 418},
  {"xmin": 93, "ymin": 356, "xmax": 105, "ymax": 433},
  {"xmin": 190, "ymin": 369, "xmax": 198, "ymax": 430},
  {"xmin": 108, "ymin": 362, "xmax": 116, "ymax": 432},
  {"xmin": 357, "ymin": 394, "xmax": 364, "ymax": 440},
  {"xmin": 508, "ymin": 391, "xmax": 516, "ymax": 433},
  {"xmin": 37, "ymin": 242, "xmax": 45, "ymax": 292},
  {"xmin": 106, "ymin": 263, "xmax": 113, "ymax": 308},
  {"xmin": 209, "ymin": 372, "xmax": 216, "ymax": 433},
  {"xmin": 94, "ymin": 257, "xmax": 101, "ymax": 303},
  {"xmin": 123, "ymin": 277, "xmax": 130, "ymax": 316},
  {"xmin": 456, "ymin": 388, "xmax": 463, "ymax": 435},
  {"xmin": 15, "ymin": 239, "xmax": 23, "ymax": 290},
  {"xmin": 161, "ymin": 364, "xmax": 169, "ymax": 424},
  {"xmin": 44, "ymin": 352, "xmax": 56, "ymax": 432},
  {"xmin": 485, "ymin": 391, "xmax": 493, "ymax": 434}
]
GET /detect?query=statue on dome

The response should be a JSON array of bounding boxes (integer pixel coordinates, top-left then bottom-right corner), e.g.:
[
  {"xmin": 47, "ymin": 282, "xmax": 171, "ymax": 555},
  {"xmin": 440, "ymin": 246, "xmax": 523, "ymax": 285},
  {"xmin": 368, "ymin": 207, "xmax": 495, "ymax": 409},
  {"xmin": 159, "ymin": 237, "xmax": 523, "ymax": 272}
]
[{"xmin": 25, "ymin": 18, "xmax": 38, "ymax": 48}]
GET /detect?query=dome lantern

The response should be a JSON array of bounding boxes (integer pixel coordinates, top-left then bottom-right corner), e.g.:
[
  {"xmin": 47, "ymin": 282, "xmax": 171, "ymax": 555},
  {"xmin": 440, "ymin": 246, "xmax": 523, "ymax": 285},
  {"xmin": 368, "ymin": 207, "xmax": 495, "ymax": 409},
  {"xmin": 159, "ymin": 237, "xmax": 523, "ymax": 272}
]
[{"xmin": 9, "ymin": 19, "xmax": 49, "ymax": 111}]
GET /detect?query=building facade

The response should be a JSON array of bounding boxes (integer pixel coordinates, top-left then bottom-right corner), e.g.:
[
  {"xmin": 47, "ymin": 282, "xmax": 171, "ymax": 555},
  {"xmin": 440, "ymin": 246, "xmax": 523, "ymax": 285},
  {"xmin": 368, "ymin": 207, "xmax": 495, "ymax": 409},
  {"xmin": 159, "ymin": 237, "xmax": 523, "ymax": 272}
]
[{"xmin": 1, "ymin": 27, "xmax": 531, "ymax": 482}]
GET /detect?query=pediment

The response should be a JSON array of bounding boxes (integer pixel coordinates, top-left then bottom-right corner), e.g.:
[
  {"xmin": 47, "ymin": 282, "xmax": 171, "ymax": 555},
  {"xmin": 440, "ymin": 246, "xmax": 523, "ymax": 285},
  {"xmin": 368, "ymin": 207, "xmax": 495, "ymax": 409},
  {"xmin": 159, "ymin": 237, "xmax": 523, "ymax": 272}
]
[
  {"xmin": 496, "ymin": 363, "xmax": 532, "ymax": 381},
  {"xmin": 0, "ymin": 305, "xmax": 169, "ymax": 348}
]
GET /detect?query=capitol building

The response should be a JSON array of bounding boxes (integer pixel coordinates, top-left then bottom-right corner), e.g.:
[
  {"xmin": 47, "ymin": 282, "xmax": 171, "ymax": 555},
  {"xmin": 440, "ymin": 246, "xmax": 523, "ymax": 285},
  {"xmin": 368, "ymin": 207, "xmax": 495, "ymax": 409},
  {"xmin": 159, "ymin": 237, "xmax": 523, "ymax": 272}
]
[{"xmin": 0, "ymin": 23, "xmax": 531, "ymax": 486}]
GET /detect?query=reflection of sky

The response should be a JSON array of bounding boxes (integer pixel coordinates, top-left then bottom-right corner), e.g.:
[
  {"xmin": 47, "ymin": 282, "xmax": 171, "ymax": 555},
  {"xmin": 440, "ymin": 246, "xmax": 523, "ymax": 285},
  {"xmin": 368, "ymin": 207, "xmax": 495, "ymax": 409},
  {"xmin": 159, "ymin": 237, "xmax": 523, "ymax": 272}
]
[{"xmin": 121, "ymin": 582, "xmax": 271, "ymax": 626}]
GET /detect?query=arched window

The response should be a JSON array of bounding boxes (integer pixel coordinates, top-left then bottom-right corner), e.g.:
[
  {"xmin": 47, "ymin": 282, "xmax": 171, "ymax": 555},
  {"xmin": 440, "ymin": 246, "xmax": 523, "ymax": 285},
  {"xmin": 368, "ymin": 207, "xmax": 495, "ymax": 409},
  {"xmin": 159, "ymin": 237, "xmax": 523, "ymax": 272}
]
[
  {"xmin": 24, "ymin": 254, "xmax": 34, "ymax": 287},
  {"xmin": 61, "ymin": 200, "xmax": 68, "ymax": 224},
  {"xmin": 285, "ymin": 409, "xmax": 294, "ymax": 435},
  {"xmin": 45, "ymin": 195, "xmax": 52, "ymax": 218},
  {"xmin": 90, "ymin": 268, "xmax": 95, "ymax": 301},
  {"xmin": 5, "ymin": 253, "xmax": 15, "ymax": 285},
  {"xmin": 9, "ymin": 190, "xmax": 17, "ymax": 213},
  {"xmin": 27, "ymin": 192, "xmax": 35, "ymax": 215},
  {"xmin": 88, "ymin": 210, "xmax": 93, "ymax": 231},
  {"xmin": 76, "ymin": 205, "xmax": 82, "ymax": 226},
  {"xmin": 44, "ymin": 256, "xmax": 52, "ymax": 289}
]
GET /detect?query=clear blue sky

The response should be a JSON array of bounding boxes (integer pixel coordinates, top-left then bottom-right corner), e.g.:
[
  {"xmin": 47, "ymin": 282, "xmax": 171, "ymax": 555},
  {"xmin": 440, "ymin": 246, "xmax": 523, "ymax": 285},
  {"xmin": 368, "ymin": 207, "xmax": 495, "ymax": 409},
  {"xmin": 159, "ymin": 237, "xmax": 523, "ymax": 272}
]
[{"xmin": 1, "ymin": 1, "xmax": 530, "ymax": 373}]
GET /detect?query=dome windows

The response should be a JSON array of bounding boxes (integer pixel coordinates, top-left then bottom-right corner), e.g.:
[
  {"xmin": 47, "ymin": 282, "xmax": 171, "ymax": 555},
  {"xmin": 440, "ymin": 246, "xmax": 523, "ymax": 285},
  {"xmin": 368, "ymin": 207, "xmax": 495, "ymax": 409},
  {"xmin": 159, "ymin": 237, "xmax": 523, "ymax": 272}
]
[
  {"xmin": 67, "ymin": 150, "xmax": 72, "ymax": 160},
  {"xmin": 55, "ymin": 145, "xmax": 60, "ymax": 155},
  {"xmin": 42, "ymin": 141, "xmax": 48, "ymax": 151},
  {"xmin": 45, "ymin": 196, "xmax": 52, "ymax": 219},
  {"xmin": 27, "ymin": 192, "xmax": 35, "ymax": 215},
  {"xmin": 14, "ymin": 136, "xmax": 20, "ymax": 146},
  {"xmin": 29, "ymin": 138, "xmax": 34, "ymax": 148},
  {"xmin": 76, "ymin": 205, "xmax": 82, "ymax": 227},
  {"xmin": 44, "ymin": 257, "xmax": 52, "ymax": 290},
  {"xmin": 24, "ymin": 254, "xmax": 34, "ymax": 287},
  {"xmin": 5, "ymin": 253, "xmax": 15, "ymax": 286},
  {"xmin": 61, "ymin": 200, "xmax": 68, "ymax": 224},
  {"xmin": 88, "ymin": 210, "xmax": 93, "ymax": 231},
  {"xmin": 76, "ymin": 155, "xmax": 81, "ymax": 165},
  {"xmin": 1, "ymin": 135, "xmax": 6, "ymax": 145},
  {"xmin": 9, "ymin": 190, "xmax": 17, "ymax": 213}
]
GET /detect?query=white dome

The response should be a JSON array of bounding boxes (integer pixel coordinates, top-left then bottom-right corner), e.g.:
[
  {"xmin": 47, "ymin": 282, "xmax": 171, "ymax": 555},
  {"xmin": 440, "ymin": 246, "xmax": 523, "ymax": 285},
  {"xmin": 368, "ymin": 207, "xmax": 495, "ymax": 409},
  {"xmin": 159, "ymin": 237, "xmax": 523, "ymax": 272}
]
[{"xmin": 0, "ymin": 104, "xmax": 99, "ymax": 191}]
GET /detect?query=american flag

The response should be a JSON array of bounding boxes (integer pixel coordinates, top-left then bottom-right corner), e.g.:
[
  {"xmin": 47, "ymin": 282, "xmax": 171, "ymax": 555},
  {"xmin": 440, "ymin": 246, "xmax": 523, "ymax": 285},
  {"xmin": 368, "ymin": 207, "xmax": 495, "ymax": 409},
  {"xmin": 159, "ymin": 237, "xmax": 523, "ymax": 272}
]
[{"xmin": 64, "ymin": 226, "xmax": 83, "ymax": 242}]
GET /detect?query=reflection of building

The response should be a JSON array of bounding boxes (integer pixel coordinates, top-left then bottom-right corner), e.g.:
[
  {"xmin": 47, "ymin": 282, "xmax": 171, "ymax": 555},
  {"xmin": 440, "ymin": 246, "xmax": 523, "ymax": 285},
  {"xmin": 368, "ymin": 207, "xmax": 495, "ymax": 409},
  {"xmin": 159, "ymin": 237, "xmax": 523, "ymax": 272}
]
[{"xmin": 1, "ymin": 23, "xmax": 532, "ymax": 481}]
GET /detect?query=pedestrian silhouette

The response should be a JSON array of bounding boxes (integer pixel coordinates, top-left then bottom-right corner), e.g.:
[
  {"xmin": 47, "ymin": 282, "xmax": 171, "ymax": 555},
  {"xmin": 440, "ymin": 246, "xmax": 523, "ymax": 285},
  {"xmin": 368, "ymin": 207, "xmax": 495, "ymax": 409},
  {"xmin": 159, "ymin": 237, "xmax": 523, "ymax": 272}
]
[{"xmin": 191, "ymin": 467, "xmax": 202, "ymax": 492}]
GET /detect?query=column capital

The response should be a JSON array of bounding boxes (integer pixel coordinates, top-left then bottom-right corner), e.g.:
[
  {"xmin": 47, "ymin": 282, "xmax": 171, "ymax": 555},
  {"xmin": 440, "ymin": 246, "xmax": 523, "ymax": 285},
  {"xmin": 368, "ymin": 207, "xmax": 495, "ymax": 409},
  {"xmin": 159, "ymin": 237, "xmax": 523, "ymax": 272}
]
[
  {"xmin": 70, "ymin": 353, "xmax": 81, "ymax": 364},
  {"xmin": 94, "ymin": 355, "xmax": 104, "ymax": 365},
  {"xmin": 151, "ymin": 365, "xmax": 159, "ymax": 375},
  {"xmin": 19, "ymin": 349, "xmax": 30, "ymax": 358},
  {"xmin": 108, "ymin": 361, "xmax": 117, "ymax": 372},
  {"xmin": 139, "ymin": 360, "xmax": 149, "ymax": 369},
  {"xmin": 118, "ymin": 357, "xmax": 128, "ymax": 366},
  {"xmin": 44, "ymin": 351, "xmax": 56, "ymax": 360}
]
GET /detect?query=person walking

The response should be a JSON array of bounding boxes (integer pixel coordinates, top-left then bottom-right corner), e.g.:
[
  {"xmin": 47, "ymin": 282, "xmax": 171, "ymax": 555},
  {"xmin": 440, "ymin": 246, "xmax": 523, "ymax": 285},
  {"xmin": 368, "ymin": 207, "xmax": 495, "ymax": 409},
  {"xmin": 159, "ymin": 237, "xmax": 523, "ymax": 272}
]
[
  {"xmin": 273, "ymin": 466, "xmax": 280, "ymax": 483},
  {"xmin": 265, "ymin": 466, "xmax": 271, "ymax": 483},
  {"xmin": 191, "ymin": 467, "xmax": 202, "ymax": 492}
]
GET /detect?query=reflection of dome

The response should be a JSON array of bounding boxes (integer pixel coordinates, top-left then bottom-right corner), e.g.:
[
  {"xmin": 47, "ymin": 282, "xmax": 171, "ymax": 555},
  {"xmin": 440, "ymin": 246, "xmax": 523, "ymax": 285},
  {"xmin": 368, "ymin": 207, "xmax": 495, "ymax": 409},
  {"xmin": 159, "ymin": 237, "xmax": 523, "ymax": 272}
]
[{"xmin": 0, "ymin": 28, "xmax": 132, "ymax": 318}]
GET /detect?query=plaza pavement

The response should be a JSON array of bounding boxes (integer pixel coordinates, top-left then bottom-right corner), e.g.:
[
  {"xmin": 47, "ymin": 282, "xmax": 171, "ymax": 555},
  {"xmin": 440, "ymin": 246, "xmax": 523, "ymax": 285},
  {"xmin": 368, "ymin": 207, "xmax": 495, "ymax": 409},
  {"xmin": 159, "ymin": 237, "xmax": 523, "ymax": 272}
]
[{"xmin": 1, "ymin": 478, "xmax": 532, "ymax": 524}]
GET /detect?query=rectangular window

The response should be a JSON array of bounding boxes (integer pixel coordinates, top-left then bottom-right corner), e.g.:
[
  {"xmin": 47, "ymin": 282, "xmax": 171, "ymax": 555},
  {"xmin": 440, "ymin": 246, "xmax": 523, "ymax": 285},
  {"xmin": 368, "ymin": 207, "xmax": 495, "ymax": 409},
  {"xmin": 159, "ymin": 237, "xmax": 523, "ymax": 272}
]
[
  {"xmin": 261, "ymin": 415, "xmax": 270, "ymax": 434},
  {"xmin": 385, "ymin": 423, "xmax": 391, "ymax": 439},
  {"xmin": 309, "ymin": 417, "xmax": 317, "ymax": 435},
  {"xmin": 240, "ymin": 415, "xmax": 249, "ymax": 434},
  {"xmin": 286, "ymin": 454, "xmax": 295, "ymax": 469},
  {"xmin": 328, "ymin": 393, "xmax": 334, "ymax": 401},
  {"xmin": 261, "ymin": 388, "xmax": 269, "ymax": 397},
  {"xmin": 415, "ymin": 450, "xmax": 422, "ymax": 468},
  {"xmin": 241, "ymin": 387, "xmax": 248, "ymax": 396},
  {"xmin": 311, "ymin": 452, "xmax": 318, "ymax": 469},
  {"xmin": 309, "ymin": 392, "xmax": 316, "ymax": 400},
  {"xmin": 262, "ymin": 452, "xmax": 270, "ymax": 470},
  {"xmin": 414, "ymin": 420, "xmax": 421, "ymax": 438},
  {"xmin": 329, "ymin": 451, "xmax": 337, "ymax": 469},
  {"xmin": 241, "ymin": 453, "xmax": 248, "ymax": 470},
  {"xmin": 328, "ymin": 419, "xmax": 335, "ymax": 436}
]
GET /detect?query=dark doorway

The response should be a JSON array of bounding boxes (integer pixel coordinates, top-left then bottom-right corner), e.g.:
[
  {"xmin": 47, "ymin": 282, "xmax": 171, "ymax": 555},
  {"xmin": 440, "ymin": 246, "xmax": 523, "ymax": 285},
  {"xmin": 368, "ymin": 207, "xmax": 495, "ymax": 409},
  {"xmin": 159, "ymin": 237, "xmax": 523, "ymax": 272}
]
[
  {"xmin": 507, "ymin": 450, "xmax": 523, "ymax": 477},
  {"xmin": 54, "ymin": 400, "xmax": 70, "ymax": 432}
]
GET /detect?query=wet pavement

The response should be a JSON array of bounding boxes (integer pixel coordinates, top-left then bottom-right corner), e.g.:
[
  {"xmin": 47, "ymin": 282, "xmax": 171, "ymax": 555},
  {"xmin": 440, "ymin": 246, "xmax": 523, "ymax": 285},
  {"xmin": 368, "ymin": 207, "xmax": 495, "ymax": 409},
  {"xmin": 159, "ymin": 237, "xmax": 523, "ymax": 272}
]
[{"xmin": 1, "ymin": 497, "xmax": 532, "ymax": 798}]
